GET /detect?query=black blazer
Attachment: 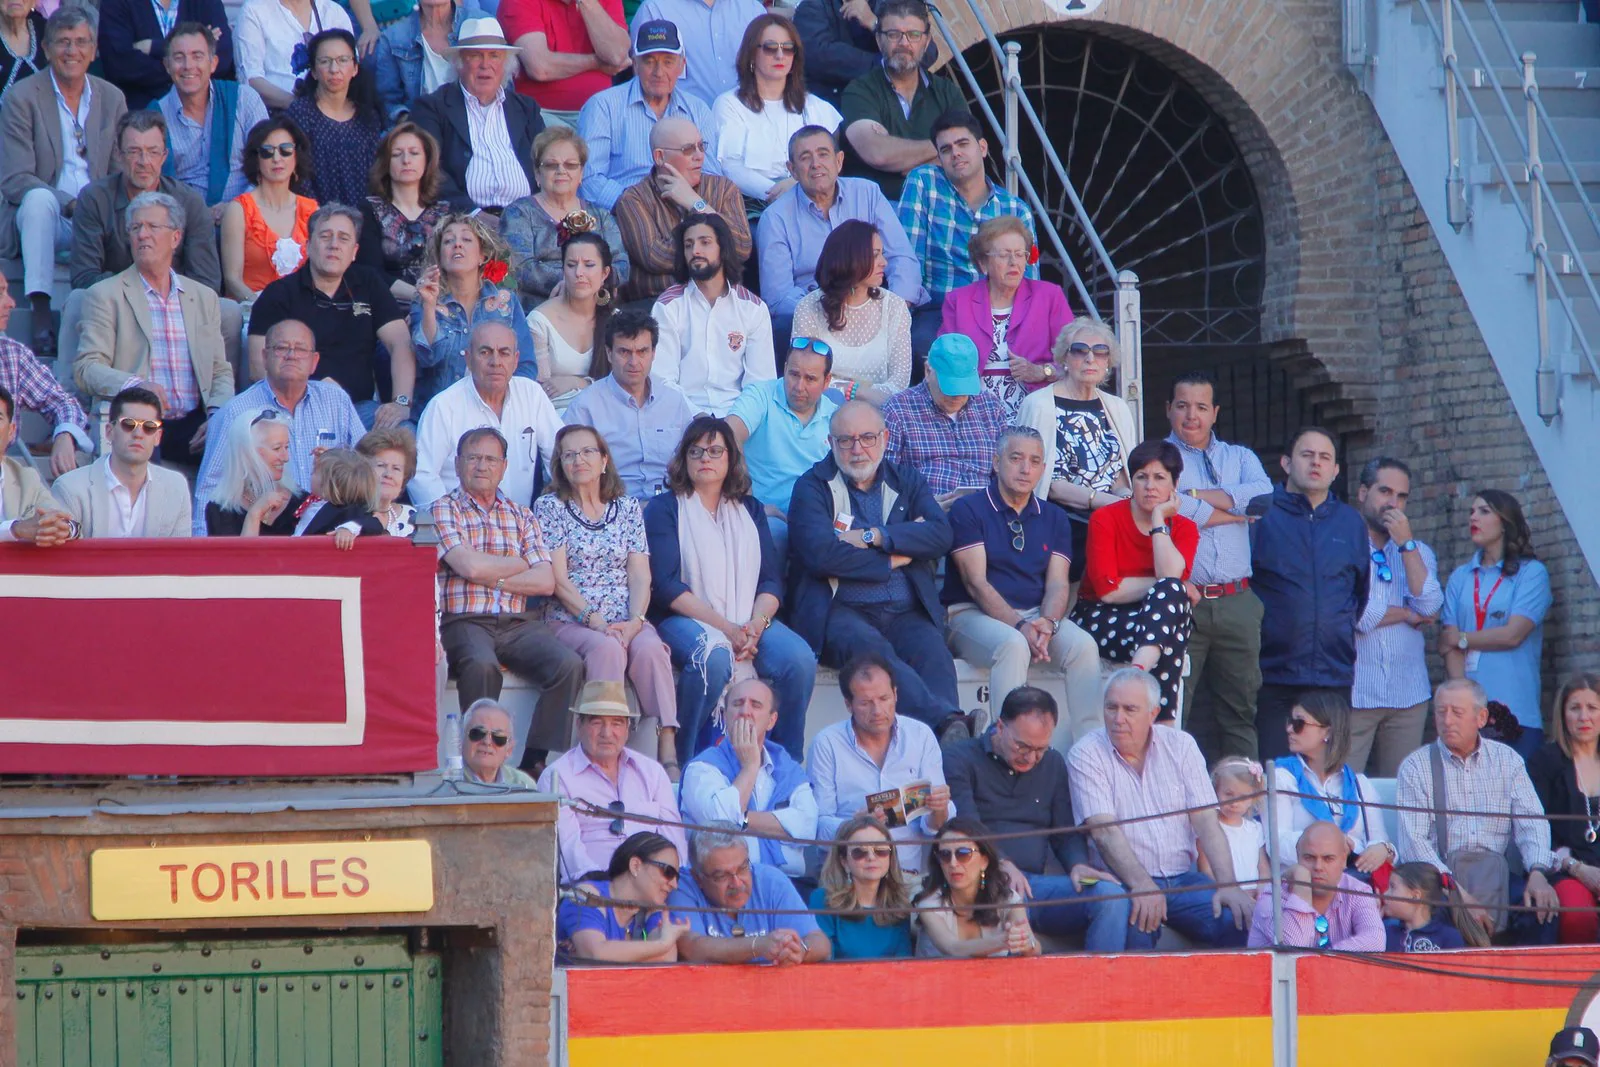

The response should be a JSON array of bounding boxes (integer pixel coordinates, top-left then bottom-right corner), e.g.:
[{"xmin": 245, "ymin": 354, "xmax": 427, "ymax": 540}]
[
  {"xmin": 411, "ymin": 82, "xmax": 544, "ymax": 211},
  {"xmin": 98, "ymin": 0, "xmax": 236, "ymax": 110}
]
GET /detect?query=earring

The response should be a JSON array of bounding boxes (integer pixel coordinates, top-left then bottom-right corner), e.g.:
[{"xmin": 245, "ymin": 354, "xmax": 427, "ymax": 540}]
[
  {"xmin": 596, "ymin": 289, "xmax": 612, "ymax": 307},
  {"xmin": 979, "ymin": 869, "xmax": 987, "ymax": 891}
]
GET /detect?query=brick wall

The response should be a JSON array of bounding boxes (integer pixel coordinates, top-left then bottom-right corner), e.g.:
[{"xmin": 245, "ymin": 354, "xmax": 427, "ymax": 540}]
[{"xmin": 940, "ymin": 0, "xmax": 1599, "ymax": 712}]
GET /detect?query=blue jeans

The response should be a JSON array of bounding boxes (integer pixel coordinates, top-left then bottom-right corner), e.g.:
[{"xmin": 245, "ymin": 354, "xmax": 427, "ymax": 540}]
[
  {"xmin": 656, "ymin": 615, "xmax": 816, "ymax": 765},
  {"xmin": 1507, "ymin": 870, "xmax": 1561, "ymax": 945},
  {"xmin": 1023, "ymin": 874, "xmax": 1132, "ymax": 952},
  {"xmin": 1122, "ymin": 869, "xmax": 1250, "ymax": 950},
  {"xmin": 821, "ymin": 602, "xmax": 961, "ymax": 731}
]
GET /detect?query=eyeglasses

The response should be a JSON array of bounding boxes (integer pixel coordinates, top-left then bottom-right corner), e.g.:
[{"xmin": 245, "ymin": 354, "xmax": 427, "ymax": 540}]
[
  {"xmin": 1287, "ymin": 717, "xmax": 1321, "ymax": 735},
  {"xmin": 539, "ymin": 159, "xmax": 582, "ymax": 172},
  {"xmin": 1371, "ymin": 548, "xmax": 1393, "ymax": 583},
  {"xmin": 606, "ymin": 799, "xmax": 626, "ymax": 836},
  {"xmin": 1007, "ymin": 518, "xmax": 1025, "ymax": 552},
  {"xmin": 687, "ymin": 445, "xmax": 727, "ymax": 460},
  {"xmin": 987, "ymin": 249, "xmax": 1030, "ymax": 264},
  {"xmin": 758, "ymin": 41, "xmax": 797, "ymax": 56},
  {"xmin": 1066, "ymin": 342, "xmax": 1113, "ymax": 361},
  {"xmin": 847, "ymin": 845, "xmax": 894, "ymax": 860},
  {"xmin": 831, "ymin": 431, "xmax": 883, "ymax": 450},
  {"xmin": 461, "ymin": 453, "xmax": 506, "ymax": 466},
  {"xmin": 116, "ymin": 417, "xmax": 163, "ymax": 434},
  {"xmin": 791, "ymin": 336, "xmax": 833, "ymax": 358},
  {"xmin": 935, "ymin": 846, "xmax": 977, "ymax": 865},
  {"xmin": 315, "ymin": 54, "xmax": 355, "ymax": 69},
  {"xmin": 1001, "ymin": 725, "xmax": 1050, "ymax": 761},
  {"xmin": 257, "ymin": 142, "xmax": 296, "ymax": 160},
  {"xmin": 560, "ymin": 446, "xmax": 602, "ymax": 462},
  {"xmin": 877, "ymin": 28, "xmax": 927, "ymax": 43},
  {"xmin": 1314, "ymin": 914, "xmax": 1330, "ymax": 948},
  {"xmin": 127, "ymin": 222, "xmax": 176, "ymax": 235},
  {"xmin": 666, "ymin": 140, "xmax": 707, "ymax": 157},
  {"xmin": 642, "ymin": 858, "xmax": 679, "ymax": 883},
  {"xmin": 466, "ymin": 725, "xmax": 509, "ymax": 748},
  {"xmin": 266, "ymin": 343, "xmax": 314, "ymax": 357},
  {"xmin": 705, "ymin": 861, "xmax": 752, "ymax": 886}
]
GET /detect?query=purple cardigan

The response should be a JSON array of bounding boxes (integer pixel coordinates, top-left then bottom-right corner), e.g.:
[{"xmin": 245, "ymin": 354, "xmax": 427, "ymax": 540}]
[{"xmin": 938, "ymin": 279, "xmax": 1075, "ymax": 388}]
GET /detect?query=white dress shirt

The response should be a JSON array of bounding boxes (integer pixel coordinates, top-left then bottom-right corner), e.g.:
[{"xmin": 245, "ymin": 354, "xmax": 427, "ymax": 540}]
[
  {"xmin": 463, "ymin": 88, "xmax": 531, "ymax": 208},
  {"xmin": 680, "ymin": 750, "xmax": 820, "ymax": 877},
  {"xmin": 104, "ymin": 456, "xmax": 150, "ymax": 538},
  {"xmin": 411, "ymin": 375, "xmax": 562, "ymax": 508},
  {"xmin": 52, "ymin": 72, "xmax": 91, "ymax": 197},
  {"xmin": 806, "ymin": 715, "xmax": 952, "ymax": 875},
  {"xmin": 650, "ymin": 281, "xmax": 776, "ymax": 416},
  {"xmin": 235, "ymin": 0, "xmax": 353, "ymax": 94}
]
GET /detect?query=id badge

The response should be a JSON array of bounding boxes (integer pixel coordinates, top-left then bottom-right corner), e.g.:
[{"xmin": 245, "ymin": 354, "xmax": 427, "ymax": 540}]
[
  {"xmin": 834, "ymin": 510, "xmax": 853, "ymax": 533},
  {"xmin": 1465, "ymin": 650, "xmax": 1482, "ymax": 672}
]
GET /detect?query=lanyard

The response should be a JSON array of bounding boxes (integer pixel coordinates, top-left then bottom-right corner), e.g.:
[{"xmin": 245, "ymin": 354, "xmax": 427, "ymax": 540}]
[{"xmin": 1472, "ymin": 568, "xmax": 1505, "ymax": 631}]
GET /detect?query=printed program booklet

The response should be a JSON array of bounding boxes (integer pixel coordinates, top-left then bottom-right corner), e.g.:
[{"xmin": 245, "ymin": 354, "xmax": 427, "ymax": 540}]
[{"xmin": 865, "ymin": 781, "xmax": 932, "ymax": 829}]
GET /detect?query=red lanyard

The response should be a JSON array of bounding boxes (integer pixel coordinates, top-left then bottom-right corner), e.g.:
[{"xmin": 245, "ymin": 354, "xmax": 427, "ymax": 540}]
[{"xmin": 1472, "ymin": 569, "xmax": 1505, "ymax": 631}]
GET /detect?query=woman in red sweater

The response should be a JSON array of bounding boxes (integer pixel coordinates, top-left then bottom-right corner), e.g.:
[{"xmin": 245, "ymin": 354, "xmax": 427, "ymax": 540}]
[{"xmin": 1069, "ymin": 438, "xmax": 1199, "ymax": 716}]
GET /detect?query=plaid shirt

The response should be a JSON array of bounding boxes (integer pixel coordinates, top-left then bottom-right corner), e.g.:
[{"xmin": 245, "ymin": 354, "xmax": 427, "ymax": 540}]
[
  {"xmin": 1068, "ymin": 725, "xmax": 1217, "ymax": 879},
  {"xmin": 1396, "ymin": 736, "xmax": 1554, "ymax": 873},
  {"xmin": 0, "ymin": 336, "xmax": 91, "ymax": 448},
  {"xmin": 139, "ymin": 272, "xmax": 200, "ymax": 418},
  {"xmin": 896, "ymin": 165, "xmax": 1038, "ymax": 297},
  {"xmin": 431, "ymin": 488, "xmax": 550, "ymax": 616},
  {"xmin": 882, "ymin": 383, "xmax": 1007, "ymax": 497}
]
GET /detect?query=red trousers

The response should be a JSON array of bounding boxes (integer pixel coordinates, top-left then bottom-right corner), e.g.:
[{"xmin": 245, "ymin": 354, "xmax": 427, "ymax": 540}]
[{"xmin": 1555, "ymin": 877, "xmax": 1599, "ymax": 943}]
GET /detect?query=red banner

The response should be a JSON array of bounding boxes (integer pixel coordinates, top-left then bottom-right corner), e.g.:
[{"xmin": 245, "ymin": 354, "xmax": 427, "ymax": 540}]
[{"xmin": 0, "ymin": 539, "xmax": 439, "ymax": 775}]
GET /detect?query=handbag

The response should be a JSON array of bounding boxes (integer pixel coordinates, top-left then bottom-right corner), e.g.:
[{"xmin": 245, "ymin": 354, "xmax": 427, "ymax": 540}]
[{"xmin": 1430, "ymin": 743, "xmax": 1511, "ymax": 935}]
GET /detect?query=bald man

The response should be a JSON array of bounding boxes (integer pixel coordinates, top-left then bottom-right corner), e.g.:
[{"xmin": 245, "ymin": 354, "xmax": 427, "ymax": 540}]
[
  {"xmin": 1246, "ymin": 820, "xmax": 1385, "ymax": 949},
  {"xmin": 614, "ymin": 115, "xmax": 752, "ymax": 305}
]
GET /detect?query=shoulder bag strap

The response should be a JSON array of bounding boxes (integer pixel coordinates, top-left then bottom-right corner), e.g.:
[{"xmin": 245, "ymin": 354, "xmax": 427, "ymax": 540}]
[{"xmin": 1429, "ymin": 742, "xmax": 1452, "ymax": 862}]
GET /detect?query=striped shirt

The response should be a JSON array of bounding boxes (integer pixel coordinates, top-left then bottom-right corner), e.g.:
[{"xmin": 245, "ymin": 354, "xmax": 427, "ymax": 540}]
[
  {"xmin": 0, "ymin": 336, "xmax": 91, "ymax": 451},
  {"xmin": 1395, "ymin": 737, "xmax": 1554, "ymax": 873},
  {"xmin": 1068, "ymin": 724, "xmax": 1216, "ymax": 879},
  {"xmin": 158, "ymin": 83, "xmax": 270, "ymax": 205},
  {"xmin": 1352, "ymin": 534, "xmax": 1444, "ymax": 709},
  {"xmin": 431, "ymin": 488, "xmax": 550, "ymax": 617},
  {"xmin": 191, "ymin": 378, "xmax": 365, "ymax": 534},
  {"xmin": 462, "ymin": 88, "xmax": 531, "ymax": 209},
  {"xmin": 576, "ymin": 78, "xmax": 718, "ymax": 210},
  {"xmin": 141, "ymin": 272, "xmax": 200, "ymax": 418},
  {"xmin": 895, "ymin": 164, "xmax": 1037, "ymax": 298},
  {"xmin": 1166, "ymin": 431, "xmax": 1272, "ymax": 586}
]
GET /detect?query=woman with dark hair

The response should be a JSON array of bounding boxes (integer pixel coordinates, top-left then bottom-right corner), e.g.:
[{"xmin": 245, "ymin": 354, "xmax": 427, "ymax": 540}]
[
  {"xmin": 1268, "ymin": 691, "xmax": 1393, "ymax": 876},
  {"xmin": 913, "ymin": 817, "xmax": 1039, "ymax": 958},
  {"xmin": 220, "ymin": 118, "xmax": 319, "ymax": 302},
  {"xmin": 643, "ymin": 416, "xmax": 817, "ymax": 765},
  {"xmin": 1069, "ymin": 438, "xmax": 1198, "ymax": 716},
  {"xmin": 501, "ymin": 126, "xmax": 629, "ymax": 310},
  {"xmin": 285, "ymin": 28, "xmax": 387, "ymax": 209},
  {"xmin": 556, "ymin": 831, "xmax": 689, "ymax": 962},
  {"xmin": 535, "ymin": 423, "xmax": 681, "ymax": 776},
  {"xmin": 811, "ymin": 815, "xmax": 914, "ymax": 960},
  {"xmin": 527, "ymin": 232, "xmax": 615, "ymax": 408},
  {"xmin": 712, "ymin": 14, "xmax": 842, "ymax": 207},
  {"xmin": 1439, "ymin": 489, "xmax": 1553, "ymax": 757},
  {"xmin": 359, "ymin": 122, "xmax": 451, "ymax": 304},
  {"xmin": 0, "ymin": 0, "xmax": 46, "ymax": 108},
  {"xmin": 1529, "ymin": 673, "xmax": 1600, "ymax": 942},
  {"xmin": 789, "ymin": 220, "xmax": 912, "ymax": 399}
]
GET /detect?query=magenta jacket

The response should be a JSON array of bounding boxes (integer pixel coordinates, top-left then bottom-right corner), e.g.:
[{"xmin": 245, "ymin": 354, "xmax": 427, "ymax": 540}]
[{"xmin": 937, "ymin": 278, "xmax": 1075, "ymax": 390}]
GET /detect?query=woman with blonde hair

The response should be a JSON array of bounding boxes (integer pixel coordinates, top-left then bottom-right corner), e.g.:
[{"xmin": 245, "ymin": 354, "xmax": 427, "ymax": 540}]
[
  {"xmin": 410, "ymin": 211, "xmax": 538, "ymax": 410},
  {"xmin": 205, "ymin": 410, "xmax": 306, "ymax": 536},
  {"xmin": 810, "ymin": 815, "xmax": 914, "ymax": 959},
  {"xmin": 501, "ymin": 125, "xmax": 629, "ymax": 309},
  {"xmin": 1015, "ymin": 317, "xmax": 1137, "ymax": 580}
]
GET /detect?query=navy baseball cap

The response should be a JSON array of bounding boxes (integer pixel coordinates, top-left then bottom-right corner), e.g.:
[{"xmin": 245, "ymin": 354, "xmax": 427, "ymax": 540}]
[
  {"xmin": 1552, "ymin": 1028, "xmax": 1600, "ymax": 1067},
  {"xmin": 634, "ymin": 20, "xmax": 684, "ymax": 57}
]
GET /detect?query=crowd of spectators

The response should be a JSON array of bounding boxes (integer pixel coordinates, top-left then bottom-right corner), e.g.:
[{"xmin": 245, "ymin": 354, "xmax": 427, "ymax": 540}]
[{"xmin": 0, "ymin": 0, "xmax": 1588, "ymax": 969}]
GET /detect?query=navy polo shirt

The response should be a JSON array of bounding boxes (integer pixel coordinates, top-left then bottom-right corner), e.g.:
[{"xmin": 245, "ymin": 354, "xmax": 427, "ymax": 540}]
[{"xmin": 941, "ymin": 481, "xmax": 1073, "ymax": 607}]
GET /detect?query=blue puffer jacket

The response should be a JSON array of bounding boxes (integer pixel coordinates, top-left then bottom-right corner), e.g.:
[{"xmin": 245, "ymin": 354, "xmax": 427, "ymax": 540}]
[{"xmin": 1249, "ymin": 486, "xmax": 1371, "ymax": 687}]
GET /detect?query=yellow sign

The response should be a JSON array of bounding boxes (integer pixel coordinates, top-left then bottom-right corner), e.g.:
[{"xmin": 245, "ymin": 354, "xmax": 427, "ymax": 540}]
[{"xmin": 90, "ymin": 841, "xmax": 434, "ymax": 920}]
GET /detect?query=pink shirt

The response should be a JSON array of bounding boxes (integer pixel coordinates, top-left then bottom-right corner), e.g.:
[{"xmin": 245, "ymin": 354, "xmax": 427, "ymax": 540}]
[
  {"xmin": 1246, "ymin": 871, "xmax": 1386, "ymax": 950},
  {"xmin": 1067, "ymin": 725, "xmax": 1215, "ymax": 879},
  {"xmin": 537, "ymin": 745, "xmax": 687, "ymax": 883}
]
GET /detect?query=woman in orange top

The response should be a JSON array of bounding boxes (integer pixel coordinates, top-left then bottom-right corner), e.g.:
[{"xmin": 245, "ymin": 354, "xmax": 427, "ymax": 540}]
[
  {"xmin": 220, "ymin": 118, "xmax": 320, "ymax": 302},
  {"xmin": 1069, "ymin": 437, "xmax": 1200, "ymax": 718}
]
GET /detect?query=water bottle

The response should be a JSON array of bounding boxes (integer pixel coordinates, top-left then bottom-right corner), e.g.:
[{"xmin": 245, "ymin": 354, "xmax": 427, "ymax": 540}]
[{"xmin": 443, "ymin": 711, "xmax": 464, "ymax": 780}]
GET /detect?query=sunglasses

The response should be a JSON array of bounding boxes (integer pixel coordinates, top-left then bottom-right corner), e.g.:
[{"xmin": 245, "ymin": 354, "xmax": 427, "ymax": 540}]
[
  {"xmin": 1370, "ymin": 548, "xmax": 1393, "ymax": 583},
  {"xmin": 847, "ymin": 845, "xmax": 894, "ymax": 861},
  {"xmin": 466, "ymin": 725, "xmax": 509, "ymax": 747},
  {"xmin": 250, "ymin": 408, "xmax": 281, "ymax": 426},
  {"xmin": 935, "ymin": 846, "xmax": 978, "ymax": 865},
  {"xmin": 257, "ymin": 142, "xmax": 296, "ymax": 160},
  {"xmin": 791, "ymin": 336, "xmax": 833, "ymax": 358},
  {"xmin": 758, "ymin": 41, "xmax": 797, "ymax": 56},
  {"xmin": 1066, "ymin": 342, "xmax": 1113, "ymax": 361},
  {"xmin": 1314, "ymin": 914, "xmax": 1330, "ymax": 948},
  {"xmin": 607, "ymin": 799, "xmax": 626, "ymax": 836},
  {"xmin": 116, "ymin": 417, "xmax": 163, "ymax": 434},
  {"xmin": 1007, "ymin": 518, "xmax": 1025, "ymax": 552},
  {"xmin": 642, "ymin": 858, "xmax": 679, "ymax": 883},
  {"xmin": 1287, "ymin": 717, "xmax": 1322, "ymax": 735}
]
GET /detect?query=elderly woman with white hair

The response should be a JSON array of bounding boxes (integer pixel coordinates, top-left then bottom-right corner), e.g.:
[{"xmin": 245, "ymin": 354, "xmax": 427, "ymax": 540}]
[
  {"xmin": 203, "ymin": 409, "xmax": 307, "ymax": 536},
  {"xmin": 461, "ymin": 698, "xmax": 536, "ymax": 787},
  {"xmin": 1015, "ymin": 319, "xmax": 1137, "ymax": 581}
]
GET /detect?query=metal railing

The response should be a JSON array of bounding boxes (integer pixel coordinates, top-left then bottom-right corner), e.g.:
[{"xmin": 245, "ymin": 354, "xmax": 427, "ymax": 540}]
[
  {"xmin": 1418, "ymin": 0, "xmax": 1600, "ymax": 419},
  {"xmin": 925, "ymin": 0, "xmax": 1143, "ymax": 432}
]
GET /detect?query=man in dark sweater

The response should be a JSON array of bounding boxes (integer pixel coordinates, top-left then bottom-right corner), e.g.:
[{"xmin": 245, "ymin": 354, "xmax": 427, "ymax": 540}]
[{"xmin": 943, "ymin": 686, "xmax": 1130, "ymax": 950}]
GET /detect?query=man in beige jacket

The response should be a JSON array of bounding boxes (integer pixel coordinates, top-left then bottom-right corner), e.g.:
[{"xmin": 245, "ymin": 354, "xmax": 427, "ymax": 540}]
[
  {"xmin": 51, "ymin": 385, "xmax": 193, "ymax": 538},
  {"xmin": 0, "ymin": 383, "xmax": 73, "ymax": 545}
]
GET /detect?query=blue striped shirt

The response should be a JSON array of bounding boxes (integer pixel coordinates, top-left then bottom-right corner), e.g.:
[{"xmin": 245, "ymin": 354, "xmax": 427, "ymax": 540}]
[
  {"xmin": 156, "ymin": 83, "xmax": 270, "ymax": 206},
  {"xmin": 576, "ymin": 79, "xmax": 719, "ymax": 210},
  {"xmin": 1166, "ymin": 431, "xmax": 1272, "ymax": 586},
  {"xmin": 191, "ymin": 379, "xmax": 366, "ymax": 535},
  {"xmin": 1352, "ymin": 535, "xmax": 1444, "ymax": 709}
]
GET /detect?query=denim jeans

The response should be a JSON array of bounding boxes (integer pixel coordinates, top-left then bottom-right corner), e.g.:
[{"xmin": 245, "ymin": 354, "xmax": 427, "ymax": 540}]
[
  {"xmin": 1122, "ymin": 868, "xmax": 1250, "ymax": 950},
  {"xmin": 656, "ymin": 614, "xmax": 817, "ymax": 765},
  {"xmin": 821, "ymin": 602, "xmax": 960, "ymax": 731},
  {"xmin": 1022, "ymin": 873, "xmax": 1132, "ymax": 952}
]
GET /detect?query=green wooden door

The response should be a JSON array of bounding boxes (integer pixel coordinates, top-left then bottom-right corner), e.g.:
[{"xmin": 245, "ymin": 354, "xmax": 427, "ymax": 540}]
[{"xmin": 14, "ymin": 936, "xmax": 442, "ymax": 1067}]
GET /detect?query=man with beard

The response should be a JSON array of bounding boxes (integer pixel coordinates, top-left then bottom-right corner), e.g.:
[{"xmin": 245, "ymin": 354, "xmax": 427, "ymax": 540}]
[
  {"xmin": 650, "ymin": 212, "xmax": 775, "ymax": 416},
  {"xmin": 1349, "ymin": 457, "xmax": 1442, "ymax": 775},
  {"xmin": 838, "ymin": 0, "xmax": 964, "ymax": 201}
]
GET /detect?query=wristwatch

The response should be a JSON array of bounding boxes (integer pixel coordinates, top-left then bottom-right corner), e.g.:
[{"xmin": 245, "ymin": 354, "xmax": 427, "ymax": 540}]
[
  {"xmin": 1457, "ymin": 633, "xmax": 1471, "ymax": 651},
  {"xmin": 1149, "ymin": 524, "xmax": 1171, "ymax": 538},
  {"xmin": 1401, "ymin": 539, "xmax": 1418, "ymax": 553},
  {"xmin": 394, "ymin": 394, "xmax": 411, "ymax": 409},
  {"xmin": 861, "ymin": 528, "xmax": 876, "ymax": 547},
  {"xmin": 691, "ymin": 198, "xmax": 710, "ymax": 214},
  {"xmin": 1042, "ymin": 616, "xmax": 1060, "ymax": 635}
]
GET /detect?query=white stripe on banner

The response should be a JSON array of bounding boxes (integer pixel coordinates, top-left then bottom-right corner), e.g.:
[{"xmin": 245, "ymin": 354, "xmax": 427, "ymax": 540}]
[{"xmin": 0, "ymin": 574, "xmax": 367, "ymax": 746}]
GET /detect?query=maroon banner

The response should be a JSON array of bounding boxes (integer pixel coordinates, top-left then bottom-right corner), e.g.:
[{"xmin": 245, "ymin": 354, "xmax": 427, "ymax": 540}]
[{"xmin": 0, "ymin": 539, "xmax": 439, "ymax": 775}]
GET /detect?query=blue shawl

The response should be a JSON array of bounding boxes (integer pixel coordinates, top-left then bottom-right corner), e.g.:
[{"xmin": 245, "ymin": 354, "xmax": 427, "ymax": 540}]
[{"xmin": 1276, "ymin": 755, "xmax": 1361, "ymax": 834}]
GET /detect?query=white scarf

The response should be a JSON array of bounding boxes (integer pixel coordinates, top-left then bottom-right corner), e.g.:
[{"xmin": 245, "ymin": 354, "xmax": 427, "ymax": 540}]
[{"xmin": 676, "ymin": 492, "xmax": 762, "ymax": 712}]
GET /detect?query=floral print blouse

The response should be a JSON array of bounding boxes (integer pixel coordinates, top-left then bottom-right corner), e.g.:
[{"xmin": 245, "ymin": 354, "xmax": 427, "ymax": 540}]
[{"xmin": 532, "ymin": 493, "xmax": 648, "ymax": 625}]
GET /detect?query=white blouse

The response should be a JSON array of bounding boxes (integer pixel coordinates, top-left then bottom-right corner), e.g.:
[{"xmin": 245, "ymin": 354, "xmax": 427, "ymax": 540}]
[
  {"xmin": 711, "ymin": 91, "xmax": 844, "ymax": 199},
  {"xmin": 235, "ymin": 0, "xmax": 353, "ymax": 94},
  {"xmin": 1270, "ymin": 759, "xmax": 1391, "ymax": 866},
  {"xmin": 527, "ymin": 307, "xmax": 595, "ymax": 410},
  {"xmin": 790, "ymin": 288, "xmax": 912, "ymax": 395}
]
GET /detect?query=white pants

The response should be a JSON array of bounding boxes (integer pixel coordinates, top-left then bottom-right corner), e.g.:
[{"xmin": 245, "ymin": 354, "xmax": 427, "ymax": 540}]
[
  {"xmin": 944, "ymin": 603, "xmax": 1104, "ymax": 753},
  {"xmin": 58, "ymin": 288, "xmax": 245, "ymax": 400},
  {"xmin": 18, "ymin": 187, "xmax": 73, "ymax": 298}
]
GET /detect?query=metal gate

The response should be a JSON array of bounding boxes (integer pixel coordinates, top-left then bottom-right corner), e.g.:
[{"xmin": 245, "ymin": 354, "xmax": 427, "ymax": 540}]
[{"xmin": 14, "ymin": 935, "xmax": 443, "ymax": 1066}]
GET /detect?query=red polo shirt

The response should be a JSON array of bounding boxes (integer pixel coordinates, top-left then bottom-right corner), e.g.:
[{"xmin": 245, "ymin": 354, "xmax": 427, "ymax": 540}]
[{"xmin": 498, "ymin": 0, "xmax": 625, "ymax": 111}]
